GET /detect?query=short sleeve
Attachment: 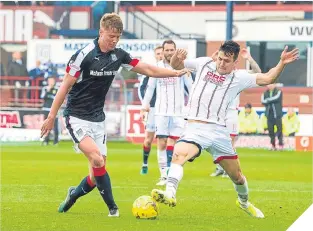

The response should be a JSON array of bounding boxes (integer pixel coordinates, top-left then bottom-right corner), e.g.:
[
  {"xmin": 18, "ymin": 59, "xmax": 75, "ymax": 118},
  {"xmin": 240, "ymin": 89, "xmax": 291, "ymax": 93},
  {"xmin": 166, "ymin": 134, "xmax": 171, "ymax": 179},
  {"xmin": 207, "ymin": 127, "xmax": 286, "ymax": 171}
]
[
  {"xmin": 66, "ymin": 50, "xmax": 85, "ymax": 78},
  {"xmin": 184, "ymin": 57, "xmax": 212, "ymax": 71},
  {"xmin": 236, "ymin": 70, "xmax": 259, "ymax": 91},
  {"xmin": 120, "ymin": 49, "xmax": 140, "ymax": 71}
]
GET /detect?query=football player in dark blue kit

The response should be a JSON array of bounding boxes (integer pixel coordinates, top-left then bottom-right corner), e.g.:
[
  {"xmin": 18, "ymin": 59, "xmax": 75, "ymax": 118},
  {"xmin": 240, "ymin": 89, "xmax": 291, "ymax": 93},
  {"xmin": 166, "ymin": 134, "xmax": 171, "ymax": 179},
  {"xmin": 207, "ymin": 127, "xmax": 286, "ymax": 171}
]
[{"xmin": 41, "ymin": 13, "xmax": 187, "ymax": 217}]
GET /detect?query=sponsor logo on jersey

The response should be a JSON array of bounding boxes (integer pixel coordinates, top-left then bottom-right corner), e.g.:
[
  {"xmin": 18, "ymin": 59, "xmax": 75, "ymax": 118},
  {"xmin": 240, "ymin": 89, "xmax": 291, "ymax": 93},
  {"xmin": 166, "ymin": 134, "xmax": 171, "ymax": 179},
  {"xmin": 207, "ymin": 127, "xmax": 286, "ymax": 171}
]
[
  {"xmin": 89, "ymin": 70, "xmax": 118, "ymax": 76},
  {"xmin": 203, "ymin": 71, "xmax": 226, "ymax": 86}
]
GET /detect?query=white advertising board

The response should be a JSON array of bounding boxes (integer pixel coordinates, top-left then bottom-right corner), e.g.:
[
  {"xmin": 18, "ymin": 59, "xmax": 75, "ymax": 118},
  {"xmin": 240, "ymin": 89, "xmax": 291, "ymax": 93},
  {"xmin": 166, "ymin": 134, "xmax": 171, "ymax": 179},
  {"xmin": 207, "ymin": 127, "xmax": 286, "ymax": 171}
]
[
  {"xmin": 206, "ymin": 20, "xmax": 313, "ymax": 41},
  {"xmin": 27, "ymin": 39, "xmax": 197, "ymax": 71}
]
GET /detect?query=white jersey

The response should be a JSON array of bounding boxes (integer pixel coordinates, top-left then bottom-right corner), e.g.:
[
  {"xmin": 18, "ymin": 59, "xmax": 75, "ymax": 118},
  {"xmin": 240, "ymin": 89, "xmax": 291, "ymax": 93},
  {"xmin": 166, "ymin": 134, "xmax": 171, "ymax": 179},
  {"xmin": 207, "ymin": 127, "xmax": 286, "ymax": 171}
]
[
  {"xmin": 228, "ymin": 94, "xmax": 240, "ymax": 110},
  {"xmin": 142, "ymin": 60, "xmax": 192, "ymax": 117},
  {"xmin": 184, "ymin": 57, "xmax": 258, "ymax": 125}
]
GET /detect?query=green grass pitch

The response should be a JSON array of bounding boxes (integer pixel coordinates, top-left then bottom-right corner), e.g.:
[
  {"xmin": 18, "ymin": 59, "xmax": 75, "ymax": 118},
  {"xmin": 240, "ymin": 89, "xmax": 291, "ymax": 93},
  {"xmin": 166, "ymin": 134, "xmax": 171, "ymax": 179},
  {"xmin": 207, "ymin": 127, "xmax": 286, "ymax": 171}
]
[{"xmin": 1, "ymin": 141, "xmax": 312, "ymax": 231}]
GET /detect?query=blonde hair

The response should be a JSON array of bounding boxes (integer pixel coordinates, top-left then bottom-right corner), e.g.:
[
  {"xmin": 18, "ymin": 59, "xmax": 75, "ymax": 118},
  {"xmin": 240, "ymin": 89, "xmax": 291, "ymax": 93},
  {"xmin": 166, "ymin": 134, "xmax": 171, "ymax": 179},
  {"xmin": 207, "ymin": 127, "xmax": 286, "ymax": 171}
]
[
  {"xmin": 154, "ymin": 45, "xmax": 163, "ymax": 51},
  {"xmin": 100, "ymin": 13, "xmax": 123, "ymax": 33}
]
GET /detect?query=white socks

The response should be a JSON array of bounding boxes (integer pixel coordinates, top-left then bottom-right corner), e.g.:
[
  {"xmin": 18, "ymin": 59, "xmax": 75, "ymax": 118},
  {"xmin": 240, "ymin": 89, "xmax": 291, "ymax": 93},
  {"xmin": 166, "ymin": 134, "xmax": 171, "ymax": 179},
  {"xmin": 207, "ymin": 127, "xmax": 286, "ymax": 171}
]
[
  {"xmin": 233, "ymin": 176, "xmax": 249, "ymax": 206},
  {"xmin": 166, "ymin": 163, "xmax": 184, "ymax": 198},
  {"xmin": 157, "ymin": 149, "xmax": 168, "ymax": 178}
]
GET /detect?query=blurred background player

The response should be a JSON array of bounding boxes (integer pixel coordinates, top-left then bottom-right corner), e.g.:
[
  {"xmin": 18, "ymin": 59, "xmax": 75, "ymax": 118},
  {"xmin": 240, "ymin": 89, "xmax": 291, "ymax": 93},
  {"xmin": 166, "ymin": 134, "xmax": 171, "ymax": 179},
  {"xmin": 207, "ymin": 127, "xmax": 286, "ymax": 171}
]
[
  {"xmin": 261, "ymin": 83, "xmax": 284, "ymax": 150},
  {"xmin": 210, "ymin": 48, "xmax": 261, "ymax": 177},
  {"xmin": 238, "ymin": 103, "xmax": 261, "ymax": 134},
  {"xmin": 141, "ymin": 40, "xmax": 192, "ymax": 186},
  {"xmin": 282, "ymin": 107, "xmax": 300, "ymax": 136},
  {"xmin": 138, "ymin": 45, "xmax": 163, "ymax": 174},
  {"xmin": 40, "ymin": 74, "xmax": 59, "ymax": 146}
]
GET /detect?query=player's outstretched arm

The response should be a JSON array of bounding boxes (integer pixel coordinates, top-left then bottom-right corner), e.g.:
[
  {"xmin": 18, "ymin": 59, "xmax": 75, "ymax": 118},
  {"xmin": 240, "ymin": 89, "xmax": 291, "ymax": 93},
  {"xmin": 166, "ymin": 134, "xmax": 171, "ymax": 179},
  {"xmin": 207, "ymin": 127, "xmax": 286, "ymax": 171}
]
[
  {"xmin": 132, "ymin": 62, "xmax": 186, "ymax": 78},
  {"xmin": 255, "ymin": 46, "xmax": 299, "ymax": 86},
  {"xmin": 40, "ymin": 73, "xmax": 76, "ymax": 137},
  {"xmin": 241, "ymin": 48, "xmax": 261, "ymax": 73}
]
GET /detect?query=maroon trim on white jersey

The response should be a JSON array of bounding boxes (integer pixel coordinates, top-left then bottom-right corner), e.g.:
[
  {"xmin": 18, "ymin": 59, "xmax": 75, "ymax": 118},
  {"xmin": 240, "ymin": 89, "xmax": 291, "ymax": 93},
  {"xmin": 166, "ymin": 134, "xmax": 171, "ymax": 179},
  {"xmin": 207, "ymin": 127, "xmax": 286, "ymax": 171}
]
[{"xmin": 214, "ymin": 155, "xmax": 238, "ymax": 164}]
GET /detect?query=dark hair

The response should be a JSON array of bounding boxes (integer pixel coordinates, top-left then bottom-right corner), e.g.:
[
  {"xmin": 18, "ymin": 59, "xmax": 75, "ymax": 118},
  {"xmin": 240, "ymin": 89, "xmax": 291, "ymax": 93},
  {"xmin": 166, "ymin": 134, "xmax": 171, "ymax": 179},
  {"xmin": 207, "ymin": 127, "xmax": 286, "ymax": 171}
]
[
  {"xmin": 219, "ymin": 41, "xmax": 240, "ymax": 61},
  {"xmin": 245, "ymin": 103, "xmax": 252, "ymax": 109},
  {"xmin": 162, "ymin": 40, "xmax": 176, "ymax": 49}
]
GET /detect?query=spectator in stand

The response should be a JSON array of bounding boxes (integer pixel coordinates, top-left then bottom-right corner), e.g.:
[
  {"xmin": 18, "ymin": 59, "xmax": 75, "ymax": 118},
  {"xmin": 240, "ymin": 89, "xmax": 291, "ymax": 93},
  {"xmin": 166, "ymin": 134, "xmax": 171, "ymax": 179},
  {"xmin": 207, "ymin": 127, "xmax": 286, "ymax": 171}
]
[
  {"xmin": 7, "ymin": 51, "xmax": 29, "ymax": 98},
  {"xmin": 29, "ymin": 60, "xmax": 45, "ymax": 80},
  {"xmin": 40, "ymin": 74, "xmax": 59, "ymax": 145},
  {"xmin": 238, "ymin": 103, "xmax": 261, "ymax": 135},
  {"xmin": 282, "ymin": 108, "xmax": 300, "ymax": 136},
  {"xmin": 7, "ymin": 51, "xmax": 28, "ymax": 77},
  {"xmin": 261, "ymin": 84, "xmax": 284, "ymax": 150}
]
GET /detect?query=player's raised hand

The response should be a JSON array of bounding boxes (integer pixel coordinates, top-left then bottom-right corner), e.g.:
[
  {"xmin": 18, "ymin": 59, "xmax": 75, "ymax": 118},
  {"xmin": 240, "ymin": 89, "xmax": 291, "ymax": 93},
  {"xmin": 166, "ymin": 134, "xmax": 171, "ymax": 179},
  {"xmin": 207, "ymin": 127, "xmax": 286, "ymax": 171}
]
[
  {"xmin": 280, "ymin": 46, "xmax": 299, "ymax": 65},
  {"xmin": 241, "ymin": 48, "xmax": 251, "ymax": 60},
  {"xmin": 40, "ymin": 117, "xmax": 55, "ymax": 138},
  {"xmin": 176, "ymin": 49, "xmax": 188, "ymax": 60},
  {"xmin": 211, "ymin": 50, "xmax": 219, "ymax": 61}
]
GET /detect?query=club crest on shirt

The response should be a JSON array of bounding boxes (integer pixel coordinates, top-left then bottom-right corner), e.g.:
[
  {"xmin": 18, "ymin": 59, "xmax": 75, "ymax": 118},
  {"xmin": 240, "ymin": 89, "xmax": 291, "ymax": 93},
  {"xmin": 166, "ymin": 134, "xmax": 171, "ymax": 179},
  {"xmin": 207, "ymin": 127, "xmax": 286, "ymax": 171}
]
[
  {"xmin": 111, "ymin": 54, "xmax": 117, "ymax": 61},
  {"xmin": 203, "ymin": 71, "xmax": 226, "ymax": 86}
]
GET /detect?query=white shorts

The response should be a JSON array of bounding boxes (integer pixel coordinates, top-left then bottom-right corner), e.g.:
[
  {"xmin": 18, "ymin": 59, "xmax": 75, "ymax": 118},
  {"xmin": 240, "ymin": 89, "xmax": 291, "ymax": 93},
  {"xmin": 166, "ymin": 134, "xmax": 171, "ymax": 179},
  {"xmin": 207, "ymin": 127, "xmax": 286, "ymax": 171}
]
[
  {"xmin": 155, "ymin": 115, "xmax": 185, "ymax": 139},
  {"xmin": 65, "ymin": 116, "xmax": 107, "ymax": 156},
  {"xmin": 225, "ymin": 109, "xmax": 239, "ymax": 136},
  {"xmin": 179, "ymin": 122, "xmax": 237, "ymax": 163},
  {"xmin": 145, "ymin": 107, "xmax": 155, "ymax": 133}
]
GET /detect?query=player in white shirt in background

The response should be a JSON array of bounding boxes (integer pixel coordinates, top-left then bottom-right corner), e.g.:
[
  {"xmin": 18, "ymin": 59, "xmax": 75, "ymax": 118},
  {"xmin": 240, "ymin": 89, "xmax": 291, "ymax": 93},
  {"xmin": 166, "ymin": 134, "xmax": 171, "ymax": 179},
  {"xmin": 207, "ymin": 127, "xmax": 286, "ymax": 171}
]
[
  {"xmin": 210, "ymin": 48, "xmax": 262, "ymax": 177},
  {"xmin": 138, "ymin": 46, "xmax": 164, "ymax": 175},
  {"xmin": 151, "ymin": 41, "xmax": 299, "ymax": 218},
  {"xmin": 141, "ymin": 40, "xmax": 193, "ymax": 186}
]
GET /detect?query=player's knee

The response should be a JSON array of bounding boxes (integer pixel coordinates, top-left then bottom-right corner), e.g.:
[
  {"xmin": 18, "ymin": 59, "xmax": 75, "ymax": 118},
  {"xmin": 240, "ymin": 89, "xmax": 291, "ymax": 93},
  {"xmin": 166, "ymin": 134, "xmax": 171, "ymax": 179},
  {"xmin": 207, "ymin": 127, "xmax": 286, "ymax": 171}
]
[
  {"xmin": 157, "ymin": 139, "xmax": 167, "ymax": 150},
  {"xmin": 89, "ymin": 150, "xmax": 104, "ymax": 167},
  {"xmin": 231, "ymin": 172, "xmax": 245, "ymax": 185},
  {"xmin": 144, "ymin": 138, "xmax": 152, "ymax": 148},
  {"xmin": 172, "ymin": 148, "xmax": 188, "ymax": 163}
]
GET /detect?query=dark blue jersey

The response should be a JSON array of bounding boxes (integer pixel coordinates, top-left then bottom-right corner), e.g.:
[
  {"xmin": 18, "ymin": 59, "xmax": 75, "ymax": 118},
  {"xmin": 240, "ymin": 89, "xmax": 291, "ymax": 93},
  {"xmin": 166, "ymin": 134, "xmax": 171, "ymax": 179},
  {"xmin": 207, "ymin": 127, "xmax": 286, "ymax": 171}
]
[{"xmin": 63, "ymin": 38, "xmax": 139, "ymax": 122}]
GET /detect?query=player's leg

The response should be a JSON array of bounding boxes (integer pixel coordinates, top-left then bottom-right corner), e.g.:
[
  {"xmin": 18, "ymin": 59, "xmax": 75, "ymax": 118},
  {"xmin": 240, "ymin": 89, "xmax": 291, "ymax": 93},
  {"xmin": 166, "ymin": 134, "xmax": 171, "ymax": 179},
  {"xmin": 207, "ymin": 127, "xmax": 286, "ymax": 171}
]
[
  {"xmin": 276, "ymin": 118, "xmax": 284, "ymax": 150},
  {"xmin": 58, "ymin": 116, "xmax": 97, "ymax": 213},
  {"xmin": 58, "ymin": 162, "xmax": 97, "ymax": 213},
  {"xmin": 91, "ymin": 122, "xmax": 119, "ymax": 217},
  {"xmin": 267, "ymin": 118, "xmax": 276, "ymax": 150},
  {"xmin": 141, "ymin": 108, "xmax": 156, "ymax": 174},
  {"xmin": 166, "ymin": 116, "xmax": 183, "ymax": 169},
  {"xmin": 219, "ymin": 159, "xmax": 264, "ymax": 218},
  {"xmin": 156, "ymin": 136, "xmax": 168, "ymax": 185},
  {"xmin": 152, "ymin": 122, "xmax": 205, "ymax": 206},
  {"xmin": 166, "ymin": 137, "xmax": 177, "ymax": 168},
  {"xmin": 152, "ymin": 141, "xmax": 200, "ymax": 206},
  {"xmin": 141, "ymin": 131, "xmax": 155, "ymax": 174},
  {"xmin": 155, "ymin": 116, "xmax": 170, "ymax": 185},
  {"xmin": 210, "ymin": 127, "xmax": 264, "ymax": 218}
]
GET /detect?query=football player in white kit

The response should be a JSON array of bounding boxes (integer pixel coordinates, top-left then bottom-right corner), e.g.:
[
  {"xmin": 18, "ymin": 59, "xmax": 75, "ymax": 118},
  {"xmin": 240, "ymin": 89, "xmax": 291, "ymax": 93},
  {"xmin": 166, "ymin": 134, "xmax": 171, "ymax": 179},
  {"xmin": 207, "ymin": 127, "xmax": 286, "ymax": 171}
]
[
  {"xmin": 151, "ymin": 41, "xmax": 299, "ymax": 218},
  {"xmin": 211, "ymin": 48, "xmax": 262, "ymax": 177},
  {"xmin": 141, "ymin": 40, "xmax": 193, "ymax": 186},
  {"xmin": 138, "ymin": 46, "xmax": 164, "ymax": 175}
]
